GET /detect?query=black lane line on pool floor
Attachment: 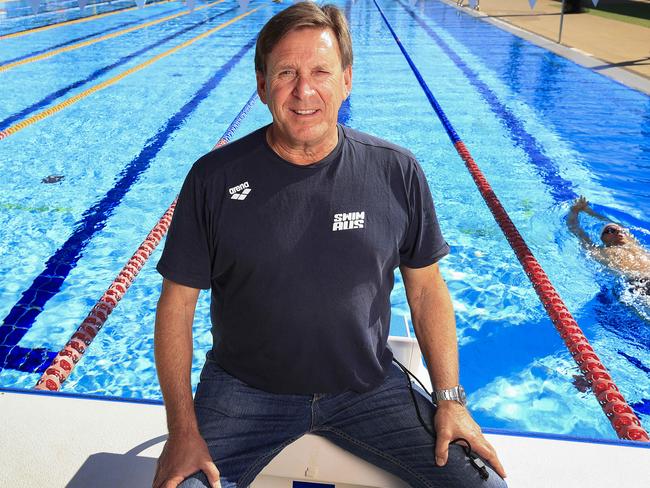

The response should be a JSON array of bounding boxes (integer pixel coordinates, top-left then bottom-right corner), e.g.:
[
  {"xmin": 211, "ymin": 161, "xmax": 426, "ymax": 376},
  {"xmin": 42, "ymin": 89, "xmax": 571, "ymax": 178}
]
[
  {"xmin": 393, "ymin": 0, "xmax": 578, "ymax": 204},
  {"xmin": 0, "ymin": 35, "xmax": 259, "ymax": 374}
]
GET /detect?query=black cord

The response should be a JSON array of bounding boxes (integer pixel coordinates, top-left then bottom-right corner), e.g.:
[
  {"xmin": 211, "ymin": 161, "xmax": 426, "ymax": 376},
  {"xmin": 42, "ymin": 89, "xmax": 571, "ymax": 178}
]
[
  {"xmin": 392, "ymin": 357, "xmax": 435, "ymax": 437},
  {"xmin": 450, "ymin": 437, "xmax": 490, "ymax": 481},
  {"xmin": 391, "ymin": 357, "xmax": 489, "ymax": 481},
  {"xmin": 392, "ymin": 356, "xmax": 432, "ymax": 395}
]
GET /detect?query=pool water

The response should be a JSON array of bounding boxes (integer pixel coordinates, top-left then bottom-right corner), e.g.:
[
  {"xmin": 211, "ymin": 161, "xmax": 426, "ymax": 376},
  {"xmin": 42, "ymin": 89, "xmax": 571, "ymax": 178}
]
[{"xmin": 1, "ymin": 0, "xmax": 649, "ymax": 441}]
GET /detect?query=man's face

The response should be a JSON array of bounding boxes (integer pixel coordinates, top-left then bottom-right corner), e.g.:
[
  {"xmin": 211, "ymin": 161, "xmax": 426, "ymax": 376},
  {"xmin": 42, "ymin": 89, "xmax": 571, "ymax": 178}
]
[
  {"xmin": 601, "ymin": 223, "xmax": 628, "ymax": 247},
  {"xmin": 256, "ymin": 27, "xmax": 352, "ymax": 152}
]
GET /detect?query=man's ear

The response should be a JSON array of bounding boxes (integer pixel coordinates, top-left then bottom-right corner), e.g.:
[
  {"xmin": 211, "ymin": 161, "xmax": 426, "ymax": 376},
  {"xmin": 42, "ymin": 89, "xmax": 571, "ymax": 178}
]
[
  {"xmin": 343, "ymin": 64, "xmax": 352, "ymax": 97},
  {"xmin": 256, "ymin": 71, "xmax": 268, "ymax": 105}
]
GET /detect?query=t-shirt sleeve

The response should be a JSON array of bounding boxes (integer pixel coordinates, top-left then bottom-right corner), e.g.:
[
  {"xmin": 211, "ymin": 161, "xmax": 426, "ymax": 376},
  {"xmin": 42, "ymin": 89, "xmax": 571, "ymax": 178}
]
[
  {"xmin": 156, "ymin": 163, "xmax": 213, "ymax": 289},
  {"xmin": 399, "ymin": 159, "xmax": 450, "ymax": 268}
]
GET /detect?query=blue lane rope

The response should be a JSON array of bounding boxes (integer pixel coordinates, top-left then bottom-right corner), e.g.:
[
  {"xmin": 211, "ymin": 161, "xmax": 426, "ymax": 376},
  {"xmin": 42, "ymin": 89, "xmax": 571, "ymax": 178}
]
[
  {"xmin": 216, "ymin": 91, "xmax": 259, "ymax": 147},
  {"xmin": 371, "ymin": 0, "xmax": 461, "ymax": 144}
]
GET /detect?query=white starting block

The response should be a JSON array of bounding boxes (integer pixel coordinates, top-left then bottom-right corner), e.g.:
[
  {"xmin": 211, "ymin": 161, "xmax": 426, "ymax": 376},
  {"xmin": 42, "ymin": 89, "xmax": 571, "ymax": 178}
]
[
  {"xmin": 0, "ymin": 336, "xmax": 431, "ymax": 487},
  {"xmin": 253, "ymin": 335, "xmax": 427, "ymax": 487},
  {"xmin": 254, "ymin": 434, "xmax": 409, "ymax": 487}
]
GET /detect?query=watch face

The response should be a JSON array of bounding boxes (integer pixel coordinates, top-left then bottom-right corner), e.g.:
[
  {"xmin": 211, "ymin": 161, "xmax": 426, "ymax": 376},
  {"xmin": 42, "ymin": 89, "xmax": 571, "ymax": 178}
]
[{"xmin": 458, "ymin": 385, "xmax": 467, "ymax": 405}]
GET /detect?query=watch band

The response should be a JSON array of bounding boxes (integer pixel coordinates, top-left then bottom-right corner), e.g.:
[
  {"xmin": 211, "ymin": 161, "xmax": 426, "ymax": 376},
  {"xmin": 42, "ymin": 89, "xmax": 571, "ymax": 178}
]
[{"xmin": 432, "ymin": 385, "xmax": 467, "ymax": 406}]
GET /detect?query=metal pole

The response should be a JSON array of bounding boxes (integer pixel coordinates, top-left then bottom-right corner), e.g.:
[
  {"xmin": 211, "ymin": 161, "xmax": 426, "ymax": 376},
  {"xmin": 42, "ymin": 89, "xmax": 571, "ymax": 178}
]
[{"xmin": 558, "ymin": 0, "xmax": 566, "ymax": 43}]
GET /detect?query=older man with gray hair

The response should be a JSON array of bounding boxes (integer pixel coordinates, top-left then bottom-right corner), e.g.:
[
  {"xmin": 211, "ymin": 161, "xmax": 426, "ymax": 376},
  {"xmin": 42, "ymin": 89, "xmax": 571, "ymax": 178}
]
[{"xmin": 152, "ymin": 2, "xmax": 507, "ymax": 487}]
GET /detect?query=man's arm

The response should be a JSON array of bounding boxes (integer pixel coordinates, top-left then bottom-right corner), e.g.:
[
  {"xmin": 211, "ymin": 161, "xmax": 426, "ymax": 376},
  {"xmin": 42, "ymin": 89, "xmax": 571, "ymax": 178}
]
[
  {"xmin": 400, "ymin": 262, "xmax": 506, "ymax": 479},
  {"xmin": 567, "ymin": 196, "xmax": 597, "ymax": 248},
  {"xmin": 580, "ymin": 200, "xmax": 609, "ymax": 222},
  {"xmin": 152, "ymin": 278, "xmax": 220, "ymax": 488}
]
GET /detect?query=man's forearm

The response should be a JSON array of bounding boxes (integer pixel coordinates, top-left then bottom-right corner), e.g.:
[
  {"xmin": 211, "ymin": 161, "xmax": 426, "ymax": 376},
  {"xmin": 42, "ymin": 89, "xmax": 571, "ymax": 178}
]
[
  {"xmin": 407, "ymin": 270, "xmax": 459, "ymax": 391},
  {"xmin": 567, "ymin": 208, "xmax": 595, "ymax": 247},
  {"xmin": 154, "ymin": 287, "xmax": 200, "ymax": 436},
  {"xmin": 567, "ymin": 210, "xmax": 581, "ymax": 237}
]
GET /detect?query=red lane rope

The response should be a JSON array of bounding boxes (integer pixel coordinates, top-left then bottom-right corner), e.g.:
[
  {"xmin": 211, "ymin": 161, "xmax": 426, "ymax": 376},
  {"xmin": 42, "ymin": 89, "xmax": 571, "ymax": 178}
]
[
  {"xmin": 35, "ymin": 203, "xmax": 176, "ymax": 391},
  {"xmin": 455, "ymin": 141, "xmax": 649, "ymax": 442},
  {"xmin": 34, "ymin": 93, "xmax": 258, "ymax": 392},
  {"xmin": 373, "ymin": 0, "xmax": 648, "ymax": 442}
]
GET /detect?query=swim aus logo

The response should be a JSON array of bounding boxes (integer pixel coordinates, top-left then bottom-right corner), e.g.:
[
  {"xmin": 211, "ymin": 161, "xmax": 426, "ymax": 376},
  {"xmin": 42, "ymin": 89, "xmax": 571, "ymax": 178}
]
[
  {"xmin": 332, "ymin": 211, "xmax": 365, "ymax": 231},
  {"xmin": 229, "ymin": 181, "xmax": 251, "ymax": 200}
]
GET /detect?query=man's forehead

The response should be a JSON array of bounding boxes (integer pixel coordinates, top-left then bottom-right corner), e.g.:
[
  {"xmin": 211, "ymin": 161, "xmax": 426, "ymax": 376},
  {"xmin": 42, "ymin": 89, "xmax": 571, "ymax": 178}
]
[
  {"xmin": 282, "ymin": 26, "xmax": 335, "ymax": 44},
  {"xmin": 268, "ymin": 27, "xmax": 340, "ymax": 60},
  {"xmin": 602, "ymin": 223, "xmax": 623, "ymax": 233}
]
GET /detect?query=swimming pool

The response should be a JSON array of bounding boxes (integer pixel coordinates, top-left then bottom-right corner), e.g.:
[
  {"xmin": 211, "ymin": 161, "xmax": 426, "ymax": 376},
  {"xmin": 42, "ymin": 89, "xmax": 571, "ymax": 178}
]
[
  {"xmin": 1, "ymin": 0, "xmax": 648, "ymax": 442},
  {"xmin": 0, "ymin": 0, "xmax": 171, "ymax": 36}
]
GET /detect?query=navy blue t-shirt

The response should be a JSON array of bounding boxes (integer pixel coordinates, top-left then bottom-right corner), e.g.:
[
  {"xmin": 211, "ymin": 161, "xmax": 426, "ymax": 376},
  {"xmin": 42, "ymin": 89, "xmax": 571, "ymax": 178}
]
[{"xmin": 157, "ymin": 124, "xmax": 449, "ymax": 394}]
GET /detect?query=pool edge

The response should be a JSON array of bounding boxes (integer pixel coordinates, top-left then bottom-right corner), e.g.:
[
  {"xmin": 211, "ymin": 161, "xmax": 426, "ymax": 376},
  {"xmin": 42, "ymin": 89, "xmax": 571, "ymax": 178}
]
[
  {"xmin": 439, "ymin": 0, "xmax": 650, "ymax": 96},
  {"xmin": 3, "ymin": 385, "xmax": 648, "ymax": 448}
]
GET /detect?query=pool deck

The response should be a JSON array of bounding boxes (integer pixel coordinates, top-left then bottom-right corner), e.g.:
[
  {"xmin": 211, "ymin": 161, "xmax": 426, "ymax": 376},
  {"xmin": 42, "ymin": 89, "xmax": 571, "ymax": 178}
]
[
  {"xmin": 448, "ymin": 0, "xmax": 650, "ymax": 94},
  {"xmin": 2, "ymin": 388, "xmax": 650, "ymax": 487}
]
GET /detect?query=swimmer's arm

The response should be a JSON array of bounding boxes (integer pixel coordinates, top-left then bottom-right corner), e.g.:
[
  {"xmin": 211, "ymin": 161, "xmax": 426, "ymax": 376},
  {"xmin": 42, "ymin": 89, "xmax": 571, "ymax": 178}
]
[
  {"xmin": 582, "ymin": 205, "xmax": 609, "ymax": 222},
  {"xmin": 567, "ymin": 204, "xmax": 597, "ymax": 248},
  {"xmin": 567, "ymin": 208, "xmax": 610, "ymax": 264},
  {"xmin": 572, "ymin": 196, "xmax": 609, "ymax": 222}
]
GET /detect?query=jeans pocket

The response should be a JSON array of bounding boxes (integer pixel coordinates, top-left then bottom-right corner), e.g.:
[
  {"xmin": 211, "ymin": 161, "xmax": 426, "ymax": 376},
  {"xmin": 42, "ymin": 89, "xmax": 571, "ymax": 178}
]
[{"xmin": 195, "ymin": 362, "xmax": 256, "ymax": 419}]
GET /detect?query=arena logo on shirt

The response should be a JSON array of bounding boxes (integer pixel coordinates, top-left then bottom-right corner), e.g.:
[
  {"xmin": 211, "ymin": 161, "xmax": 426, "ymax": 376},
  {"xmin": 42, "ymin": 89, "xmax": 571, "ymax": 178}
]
[
  {"xmin": 229, "ymin": 181, "xmax": 251, "ymax": 200},
  {"xmin": 332, "ymin": 211, "xmax": 365, "ymax": 231}
]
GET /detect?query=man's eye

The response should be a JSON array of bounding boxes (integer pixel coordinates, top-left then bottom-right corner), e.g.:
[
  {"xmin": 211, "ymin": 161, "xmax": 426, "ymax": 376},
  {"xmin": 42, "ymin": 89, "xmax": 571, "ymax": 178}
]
[{"xmin": 279, "ymin": 70, "xmax": 295, "ymax": 77}]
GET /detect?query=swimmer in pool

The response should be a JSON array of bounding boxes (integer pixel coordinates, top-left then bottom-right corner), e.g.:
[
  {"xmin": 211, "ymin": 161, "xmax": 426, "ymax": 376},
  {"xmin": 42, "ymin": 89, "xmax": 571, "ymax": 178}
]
[{"xmin": 567, "ymin": 196, "xmax": 650, "ymax": 295}]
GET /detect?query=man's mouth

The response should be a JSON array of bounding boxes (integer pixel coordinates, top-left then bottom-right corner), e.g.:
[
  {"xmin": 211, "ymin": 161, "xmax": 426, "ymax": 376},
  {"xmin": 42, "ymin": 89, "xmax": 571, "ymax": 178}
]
[{"xmin": 291, "ymin": 109, "xmax": 319, "ymax": 116}]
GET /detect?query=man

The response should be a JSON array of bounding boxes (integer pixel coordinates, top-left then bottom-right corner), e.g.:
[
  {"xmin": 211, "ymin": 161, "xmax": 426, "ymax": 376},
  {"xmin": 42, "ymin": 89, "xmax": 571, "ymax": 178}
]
[
  {"xmin": 153, "ymin": 3, "xmax": 507, "ymax": 487},
  {"xmin": 568, "ymin": 196, "xmax": 650, "ymax": 294}
]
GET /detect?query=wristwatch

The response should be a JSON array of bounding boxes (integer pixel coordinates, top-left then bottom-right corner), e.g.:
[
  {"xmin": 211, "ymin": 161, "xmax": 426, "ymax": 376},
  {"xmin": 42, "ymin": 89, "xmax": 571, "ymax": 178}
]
[{"xmin": 433, "ymin": 385, "xmax": 467, "ymax": 407}]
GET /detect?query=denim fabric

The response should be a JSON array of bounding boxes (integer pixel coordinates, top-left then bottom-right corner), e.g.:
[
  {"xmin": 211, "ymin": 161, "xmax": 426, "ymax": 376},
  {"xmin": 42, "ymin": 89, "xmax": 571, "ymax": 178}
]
[{"xmin": 178, "ymin": 359, "xmax": 507, "ymax": 488}]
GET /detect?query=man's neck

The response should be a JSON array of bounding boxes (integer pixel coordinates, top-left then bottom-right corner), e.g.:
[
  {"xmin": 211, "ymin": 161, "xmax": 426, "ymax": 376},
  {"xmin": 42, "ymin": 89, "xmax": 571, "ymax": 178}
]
[{"xmin": 266, "ymin": 126, "xmax": 338, "ymax": 165}]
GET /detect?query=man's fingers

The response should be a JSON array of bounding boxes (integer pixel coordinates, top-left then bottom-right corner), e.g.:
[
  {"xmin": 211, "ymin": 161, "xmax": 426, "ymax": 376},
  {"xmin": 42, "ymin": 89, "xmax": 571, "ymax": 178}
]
[
  {"xmin": 203, "ymin": 461, "xmax": 221, "ymax": 488},
  {"xmin": 489, "ymin": 455, "xmax": 507, "ymax": 480},
  {"xmin": 152, "ymin": 465, "xmax": 167, "ymax": 488},
  {"xmin": 152, "ymin": 449, "xmax": 165, "ymax": 488},
  {"xmin": 161, "ymin": 475, "xmax": 185, "ymax": 488},
  {"xmin": 152, "ymin": 469, "xmax": 160, "ymax": 488},
  {"xmin": 472, "ymin": 438, "xmax": 507, "ymax": 479},
  {"xmin": 482, "ymin": 448, "xmax": 507, "ymax": 479},
  {"xmin": 434, "ymin": 430, "xmax": 452, "ymax": 466}
]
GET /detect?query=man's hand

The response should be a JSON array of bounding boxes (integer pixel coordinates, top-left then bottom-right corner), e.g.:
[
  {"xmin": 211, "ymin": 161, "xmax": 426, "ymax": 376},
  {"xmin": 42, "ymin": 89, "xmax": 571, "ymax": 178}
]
[
  {"xmin": 434, "ymin": 402, "xmax": 506, "ymax": 479},
  {"xmin": 153, "ymin": 431, "xmax": 221, "ymax": 488},
  {"xmin": 572, "ymin": 196, "xmax": 590, "ymax": 212}
]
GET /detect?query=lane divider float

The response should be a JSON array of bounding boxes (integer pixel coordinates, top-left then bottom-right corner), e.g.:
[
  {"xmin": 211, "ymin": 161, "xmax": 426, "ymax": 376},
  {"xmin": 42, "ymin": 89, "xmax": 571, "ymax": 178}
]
[
  {"xmin": 0, "ymin": 4, "xmax": 262, "ymax": 141},
  {"xmin": 0, "ymin": 0, "xmax": 174, "ymax": 41},
  {"xmin": 0, "ymin": 0, "xmax": 227, "ymax": 72},
  {"xmin": 372, "ymin": 0, "xmax": 649, "ymax": 442},
  {"xmin": 35, "ymin": 91, "xmax": 258, "ymax": 391}
]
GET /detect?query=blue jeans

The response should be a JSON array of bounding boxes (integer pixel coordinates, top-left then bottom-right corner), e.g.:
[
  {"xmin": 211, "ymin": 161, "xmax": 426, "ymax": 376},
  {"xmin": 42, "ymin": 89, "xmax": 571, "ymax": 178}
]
[{"xmin": 179, "ymin": 358, "xmax": 507, "ymax": 488}]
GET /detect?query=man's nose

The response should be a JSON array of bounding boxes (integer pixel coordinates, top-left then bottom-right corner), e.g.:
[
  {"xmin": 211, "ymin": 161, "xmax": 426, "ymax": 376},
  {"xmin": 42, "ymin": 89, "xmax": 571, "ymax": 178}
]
[{"xmin": 293, "ymin": 75, "xmax": 316, "ymax": 98}]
